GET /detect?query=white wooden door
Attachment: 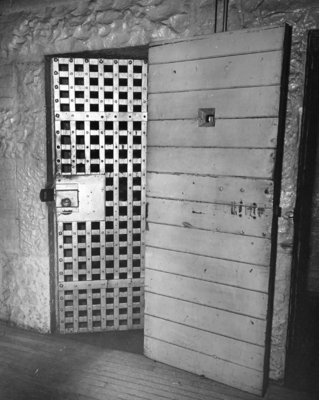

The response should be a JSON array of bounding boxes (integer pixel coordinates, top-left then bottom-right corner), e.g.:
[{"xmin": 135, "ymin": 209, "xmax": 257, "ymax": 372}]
[{"xmin": 144, "ymin": 25, "xmax": 290, "ymax": 395}]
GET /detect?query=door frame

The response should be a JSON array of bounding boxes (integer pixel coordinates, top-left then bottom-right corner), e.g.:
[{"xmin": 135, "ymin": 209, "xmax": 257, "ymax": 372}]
[
  {"xmin": 44, "ymin": 56, "xmax": 57, "ymax": 332},
  {"xmin": 262, "ymin": 24, "xmax": 291, "ymax": 393},
  {"xmin": 42, "ymin": 31, "xmax": 293, "ymax": 393},
  {"xmin": 286, "ymin": 29, "xmax": 319, "ymax": 380}
]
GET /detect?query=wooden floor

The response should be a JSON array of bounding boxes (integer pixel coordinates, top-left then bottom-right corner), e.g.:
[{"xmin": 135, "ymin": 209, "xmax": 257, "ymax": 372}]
[{"xmin": 0, "ymin": 322, "xmax": 315, "ymax": 400}]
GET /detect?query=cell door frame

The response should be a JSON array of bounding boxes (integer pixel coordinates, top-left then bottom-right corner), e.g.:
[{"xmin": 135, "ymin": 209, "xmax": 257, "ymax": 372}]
[
  {"xmin": 263, "ymin": 25, "xmax": 291, "ymax": 390},
  {"xmin": 42, "ymin": 33, "xmax": 292, "ymax": 389},
  {"xmin": 45, "ymin": 46, "xmax": 148, "ymax": 332}
]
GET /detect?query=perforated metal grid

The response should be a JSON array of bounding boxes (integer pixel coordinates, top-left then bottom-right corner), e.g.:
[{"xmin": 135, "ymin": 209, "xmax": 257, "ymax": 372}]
[{"xmin": 52, "ymin": 57, "xmax": 147, "ymax": 333}]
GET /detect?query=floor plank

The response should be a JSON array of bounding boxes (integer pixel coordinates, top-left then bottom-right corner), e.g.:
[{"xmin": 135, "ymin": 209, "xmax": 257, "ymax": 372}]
[{"xmin": 0, "ymin": 322, "xmax": 315, "ymax": 400}]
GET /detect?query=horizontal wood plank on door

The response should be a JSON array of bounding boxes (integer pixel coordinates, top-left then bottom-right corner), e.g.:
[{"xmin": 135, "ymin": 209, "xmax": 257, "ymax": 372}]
[
  {"xmin": 148, "ymin": 148, "xmax": 275, "ymax": 179},
  {"xmin": 145, "ymin": 268, "xmax": 268, "ymax": 318},
  {"xmin": 145, "ymin": 247, "xmax": 270, "ymax": 292},
  {"xmin": 149, "ymin": 86, "xmax": 280, "ymax": 120},
  {"xmin": 144, "ymin": 315, "xmax": 264, "ymax": 371},
  {"xmin": 145, "ymin": 292, "xmax": 266, "ymax": 346},
  {"xmin": 147, "ymin": 173, "xmax": 274, "ymax": 206},
  {"xmin": 144, "ymin": 337, "xmax": 263, "ymax": 396},
  {"xmin": 147, "ymin": 118, "xmax": 279, "ymax": 148},
  {"xmin": 147, "ymin": 198, "xmax": 273, "ymax": 238},
  {"xmin": 149, "ymin": 25, "xmax": 285, "ymax": 64},
  {"xmin": 146, "ymin": 222, "xmax": 271, "ymax": 266},
  {"xmin": 149, "ymin": 51, "xmax": 282, "ymax": 93}
]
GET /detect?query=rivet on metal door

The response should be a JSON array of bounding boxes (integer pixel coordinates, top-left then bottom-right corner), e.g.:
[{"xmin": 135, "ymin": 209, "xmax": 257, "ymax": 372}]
[{"xmin": 52, "ymin": 57, "xmax": 147, "ymax": 333}]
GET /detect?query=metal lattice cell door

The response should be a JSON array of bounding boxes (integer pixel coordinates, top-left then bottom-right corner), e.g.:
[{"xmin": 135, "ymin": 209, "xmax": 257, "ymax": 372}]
[{"xmin": 52, "ymin": 57, "xmax": 147, "ymax": 333}]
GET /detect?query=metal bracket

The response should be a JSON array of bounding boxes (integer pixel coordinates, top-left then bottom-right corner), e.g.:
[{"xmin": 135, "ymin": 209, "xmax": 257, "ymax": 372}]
[
  {"xmin": 39, "ymin": 188, "xmax": 54, "ymax": 202},
  {"xmin": 198, "ymin": 108, "xmax": 215, "ymax": 127}
]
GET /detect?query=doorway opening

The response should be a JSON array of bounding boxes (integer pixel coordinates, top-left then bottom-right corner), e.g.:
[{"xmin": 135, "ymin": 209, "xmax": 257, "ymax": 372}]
[
  {"xmin": 43, "ymin": 26, "xmax": 290, "ymax": 395},
  {"xmin": 46, "ymin": 49, "xmax": 148, "ymax": 337},
  {"xmin": 286, "ymin": 30, "xmax": 319, "ymax": 394}
]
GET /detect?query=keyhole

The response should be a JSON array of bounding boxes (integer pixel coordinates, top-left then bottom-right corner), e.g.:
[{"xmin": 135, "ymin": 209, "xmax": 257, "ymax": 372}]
[
  {"xmin": 61, "ymin": 198, "xmax": 71, "ymax": 207},
  {"xmin": 206, "ymin": 115, "xmax": 214, "ymax": 124}
]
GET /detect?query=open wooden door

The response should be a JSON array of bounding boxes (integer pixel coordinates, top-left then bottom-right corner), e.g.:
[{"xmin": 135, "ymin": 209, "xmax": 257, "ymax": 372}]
[{"xmin": 144, "ymin": 25, "xmax": 291, "ymax": 395}]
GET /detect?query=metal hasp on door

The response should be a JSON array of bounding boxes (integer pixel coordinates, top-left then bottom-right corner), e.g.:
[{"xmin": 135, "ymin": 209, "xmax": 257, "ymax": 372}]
[
  {"xmin": 52, "ymin": 57, "xmax": 147, "ymax": 333},
  {"xmin": 145, "ymin": 25, "xmax": 290, "ymax": 395}
]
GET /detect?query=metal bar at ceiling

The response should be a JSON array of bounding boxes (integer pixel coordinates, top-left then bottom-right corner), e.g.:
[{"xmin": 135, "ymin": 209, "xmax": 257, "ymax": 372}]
[
  {"xmin": 222, "ymin": 0, "xmax": 229, "ymax": 32},
  {"xmin": 214, "ymin": 0, "xmax": 218, "ymax": 33},
  {"xmin": 214, "ymin": 0, "xmax": 229, "ymax": 33}
]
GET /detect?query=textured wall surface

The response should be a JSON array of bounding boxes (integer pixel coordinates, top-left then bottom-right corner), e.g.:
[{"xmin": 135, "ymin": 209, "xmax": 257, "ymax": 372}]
[{"xmin": 0, "ymin": 0, "xmax": 318, "ymax": 381}]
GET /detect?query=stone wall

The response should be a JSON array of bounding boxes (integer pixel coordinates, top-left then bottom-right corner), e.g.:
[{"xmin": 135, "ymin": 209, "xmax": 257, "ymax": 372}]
[{"xmin": 0, "ymin": 0, "xmax": 319, "ymax": 382}]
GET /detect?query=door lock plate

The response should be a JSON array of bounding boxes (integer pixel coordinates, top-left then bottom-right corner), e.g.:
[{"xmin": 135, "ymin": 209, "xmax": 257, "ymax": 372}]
[
  {"xmin": 198, "ymin": 108, "xmax": 215, "ymax": 127},
  {"xmin": 56, "ymin": 175, "xmax": 105, "ymax": 221}
]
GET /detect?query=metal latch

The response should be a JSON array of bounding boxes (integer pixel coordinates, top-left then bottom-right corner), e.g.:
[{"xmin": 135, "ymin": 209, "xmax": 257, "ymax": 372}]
[
  {"xmin": 39, "ymin": 188, "xmax": 54, "ymax": 202},
  {"xmin": 198, "ymin": 108, "xmax": 215, "ymax": 127}
]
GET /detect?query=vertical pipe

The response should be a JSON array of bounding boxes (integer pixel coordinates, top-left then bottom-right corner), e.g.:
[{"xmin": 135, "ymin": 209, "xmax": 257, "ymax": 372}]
[
  {"xmin": 222, "ymin": 0, "xmax": 229, "ymax": 32},
  {"xmin": 214, "ymin": 0, "xmax": 218, "ymax": 33}
]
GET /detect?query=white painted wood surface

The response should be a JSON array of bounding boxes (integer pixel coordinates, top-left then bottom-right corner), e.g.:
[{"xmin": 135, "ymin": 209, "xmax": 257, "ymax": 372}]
[
  {"xmin": 148, "ymin": 147, "xmax": 275, "ymax": 178},
  {"xmin": 148, "ymin": 118, "xmax": 279, "ymax": 148},
  {"xmin": 145, "ymin": 292, "xmax": 267, "ymax": 346},
  {"xmin": 147, "ymin": 198, "xmax": 272, "ymax": 238},
  {"xmin": 145, "ymin": 25, "xmax": 288, "ymax": 395},
  {"xmin": 144, "ymin": 315, "xmax": 264, "ymax": 370},
  {"xmin": 147, "ymin": 222, "xmax": 271, "ymax": 266},
  {"xmin": 145, "ymin": 268, "xmax": 268, "ymax": 318},
  {"xmin": 149, "ymin": 86, "xmax": 280, "ymax": 120},
  {"xmin": 149, "ymin": 51, "xmax": 282, "ymax": 93},
  {"xmin": 147, "ymin": 173, "xmax": 274, "ymax": 206},
  {"xmin": 146, "ymin": 247, "xmax": 270, "ymax": 292},
  {"xmin": 149, "ymin": 25, "xmax": 285, "ymax": 63}
]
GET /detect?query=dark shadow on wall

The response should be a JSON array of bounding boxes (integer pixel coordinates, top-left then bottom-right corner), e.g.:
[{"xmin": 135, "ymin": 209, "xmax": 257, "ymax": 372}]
[{"xmin": 286, "ymin": 29, "xmax": 319, "ymax": 394}]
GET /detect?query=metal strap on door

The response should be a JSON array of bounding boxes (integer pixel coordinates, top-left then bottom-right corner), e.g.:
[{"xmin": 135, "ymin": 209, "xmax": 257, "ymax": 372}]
[{"xmin": 52, "ymin": 57, "xmax": 147, "ymax": 333}]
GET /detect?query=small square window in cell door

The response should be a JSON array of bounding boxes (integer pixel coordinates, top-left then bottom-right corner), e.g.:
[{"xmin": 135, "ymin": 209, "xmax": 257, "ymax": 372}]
[{"xmin": 52, "ymin": 57, "xmax": 147, "ymax": 333}]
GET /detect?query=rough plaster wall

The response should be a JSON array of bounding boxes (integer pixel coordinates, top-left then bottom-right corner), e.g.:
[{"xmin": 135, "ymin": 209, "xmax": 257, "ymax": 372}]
[
  {"xmin": 0, "ymin": 58, "xmax": 49, "ymax": 330},
  {"xmin": 0, "ymin": 0, "xmax": 318, "ymax": 380}
]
